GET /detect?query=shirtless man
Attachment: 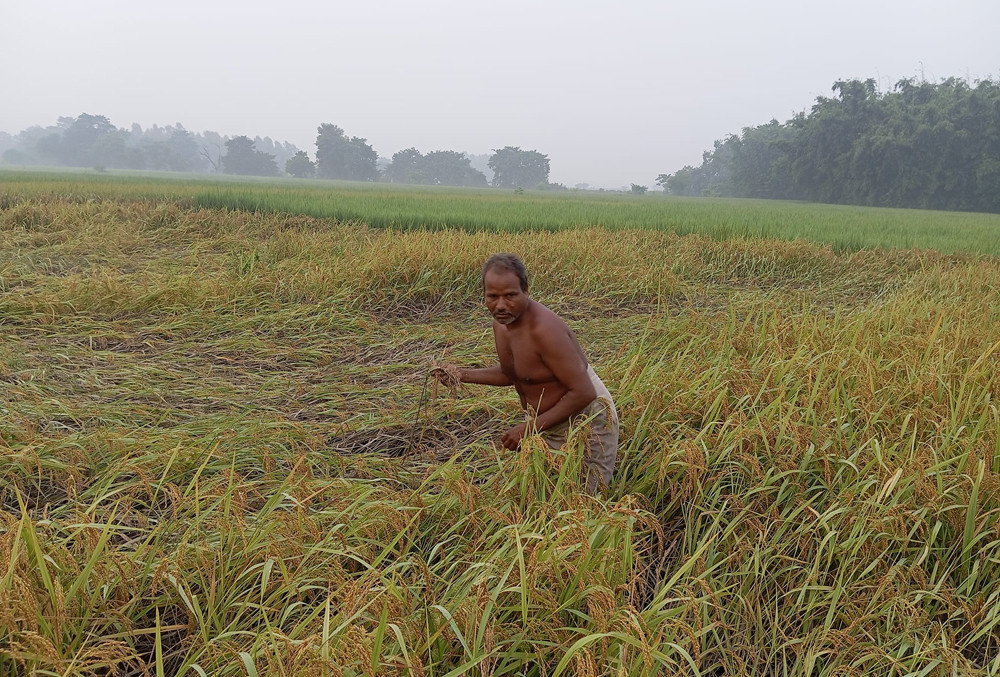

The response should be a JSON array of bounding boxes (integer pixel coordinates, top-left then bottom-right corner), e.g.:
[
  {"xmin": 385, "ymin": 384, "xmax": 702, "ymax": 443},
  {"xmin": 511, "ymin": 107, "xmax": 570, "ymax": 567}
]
[{"xmin": 434, "ymin": 253, "xmax": 619, "ymax": 494}]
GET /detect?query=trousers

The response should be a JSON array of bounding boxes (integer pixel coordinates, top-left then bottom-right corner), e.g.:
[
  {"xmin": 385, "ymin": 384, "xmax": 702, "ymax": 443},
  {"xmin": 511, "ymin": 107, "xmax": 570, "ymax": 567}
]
[{"xmin": 537, "ymin": 366, "xmax": 618, "ymax": 494}]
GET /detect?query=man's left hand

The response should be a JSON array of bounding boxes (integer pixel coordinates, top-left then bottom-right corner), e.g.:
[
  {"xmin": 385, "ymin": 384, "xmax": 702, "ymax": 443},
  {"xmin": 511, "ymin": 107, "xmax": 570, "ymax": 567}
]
[{"xmin": 501, "ymin": 423, "xmax": 528, "ymax": 450}]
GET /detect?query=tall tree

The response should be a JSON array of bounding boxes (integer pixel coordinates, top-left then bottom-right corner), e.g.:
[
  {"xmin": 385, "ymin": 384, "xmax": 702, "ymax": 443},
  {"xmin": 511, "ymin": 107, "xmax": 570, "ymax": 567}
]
[
  {"xmin": 384, "ymin": 147, "xmax": 425, "ymax": 183},
  {"xmin": 61, "ymin": 113, "xmax": 117, "ymax": 166},
  {"xmin": 488, "ymin": 146, "xmax": 550, "ymax": 189},
  {"xmin": 164, "ymin": 129, "xmax": 199, "ymax": 172},
  {"xmin": 221, "ymin": 136, "xmax": 279, "ymax": 176},
  {"xmin": 31, "ymin": 113, "xmax": 120, "ymax": 167},
  {"xmin": 314, "ymin": 124, "xmax": 378, "ymax": 181},
  {"xmin": 285, "ymin": 150, "xmax": 316, "ymax": 178}
]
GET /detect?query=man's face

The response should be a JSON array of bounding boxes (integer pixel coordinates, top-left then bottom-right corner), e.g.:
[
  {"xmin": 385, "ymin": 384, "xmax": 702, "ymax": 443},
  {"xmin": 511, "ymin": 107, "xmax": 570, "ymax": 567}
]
[{"xmin": 483, "ymin": 269, "xmax": 529, "ymax": 326}]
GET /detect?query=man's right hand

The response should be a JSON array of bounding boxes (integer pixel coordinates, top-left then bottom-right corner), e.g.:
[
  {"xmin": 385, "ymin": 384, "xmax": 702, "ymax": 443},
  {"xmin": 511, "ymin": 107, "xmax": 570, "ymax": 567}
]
[
  {"xmin": 501, "ymin": 422, "xmax": 527, "ymax": 450},
  {"xmin": 430, "ymin": 363, "xmax": 463, "ymax": 397},
  {"xmin": 430, "ymin": 363, "xmax": 462, "ymax": 385}
]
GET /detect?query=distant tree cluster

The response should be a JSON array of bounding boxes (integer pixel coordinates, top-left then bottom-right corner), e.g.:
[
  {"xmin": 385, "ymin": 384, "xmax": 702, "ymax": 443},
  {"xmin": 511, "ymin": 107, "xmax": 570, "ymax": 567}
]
[
  {"xmin": 0, "ymin": 114, "xmax": 301, "ymax": 175},
  {"xmin": 319, "ymin": 136, "xmax": 550, "ymax": 189},
  {"xmin": 657, "ymin": 77, "xmax": 1000, "ymax": 213},
  {"xmin": 0, "ymin": 113, "xmax": 555, "ymax": 189},
  {"xmin": 384, "ymin": 148, "xmax": 488, "ymax": 187}
]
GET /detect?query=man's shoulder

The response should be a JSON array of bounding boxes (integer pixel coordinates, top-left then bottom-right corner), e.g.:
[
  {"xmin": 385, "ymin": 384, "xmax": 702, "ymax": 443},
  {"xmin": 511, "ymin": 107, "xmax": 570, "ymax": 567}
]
[{"xmin": 526, "ymin": 301, "xmax": 572, "ymax": 335}]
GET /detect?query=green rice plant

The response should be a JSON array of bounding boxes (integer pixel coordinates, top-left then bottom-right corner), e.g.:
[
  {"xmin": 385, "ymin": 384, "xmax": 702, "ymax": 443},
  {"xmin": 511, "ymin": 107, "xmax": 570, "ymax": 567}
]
[{"xmin": 5, "ymin": 168, "xmax": 1000, "ymax": 254}]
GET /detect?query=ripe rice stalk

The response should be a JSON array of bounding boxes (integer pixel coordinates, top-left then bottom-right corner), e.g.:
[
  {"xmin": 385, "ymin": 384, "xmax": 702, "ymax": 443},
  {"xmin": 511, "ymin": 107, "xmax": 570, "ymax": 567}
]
[{"xmin": 4, "ymin": 181, "xmax": 1000, "ymax": 673}]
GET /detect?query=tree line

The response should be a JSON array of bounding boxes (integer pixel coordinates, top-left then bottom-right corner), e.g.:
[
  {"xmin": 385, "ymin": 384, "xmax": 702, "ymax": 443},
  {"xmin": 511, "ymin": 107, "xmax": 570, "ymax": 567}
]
[
  {"xmin": 0, "ymin": 115, "xmax": 555, "ymax": 190},
  {"xmin": 658, "ymin": 77, "xmax": 1000, "ymax": 213},
  {"xmin": 0, "ymin": 115, "xmax": 300, "ymax": 176}
]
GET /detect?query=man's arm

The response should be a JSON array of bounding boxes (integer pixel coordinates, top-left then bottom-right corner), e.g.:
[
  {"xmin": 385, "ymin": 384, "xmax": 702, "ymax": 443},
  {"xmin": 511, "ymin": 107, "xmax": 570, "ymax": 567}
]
[
  {"xmin": 430, "ymin": 363, "xmax": 514, "ymax": 387},
  {"xmin": 455, "ymin": 321, "xmax": 514, "ymax": 387},
  {"xmin": 459, "ymin": 365, "xmax": 513, "ymax": 386},
  {"xmin": 530, "ymin": 326, "xmax": 597, "ymax": 433}
]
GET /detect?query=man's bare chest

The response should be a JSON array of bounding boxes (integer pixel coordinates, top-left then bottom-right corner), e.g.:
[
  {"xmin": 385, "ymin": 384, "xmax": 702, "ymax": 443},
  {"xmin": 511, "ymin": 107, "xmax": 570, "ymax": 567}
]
[{"xmin": 499, "ymin": 333, "xmax": 555, "ymax": 385}]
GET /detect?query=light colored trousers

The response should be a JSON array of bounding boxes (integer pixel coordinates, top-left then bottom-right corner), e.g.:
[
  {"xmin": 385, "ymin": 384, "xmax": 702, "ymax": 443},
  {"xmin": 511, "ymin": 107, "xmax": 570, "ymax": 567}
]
[{"xmin": 537, "ymin": 366, "xmax": 619, "ymax": 494}]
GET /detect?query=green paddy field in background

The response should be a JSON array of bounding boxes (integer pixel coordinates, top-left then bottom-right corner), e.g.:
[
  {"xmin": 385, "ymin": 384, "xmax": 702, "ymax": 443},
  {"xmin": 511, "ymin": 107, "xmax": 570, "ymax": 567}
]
[{"xmin": 3, "ymin": 168, "xmax": 1000, "ymax": 254}]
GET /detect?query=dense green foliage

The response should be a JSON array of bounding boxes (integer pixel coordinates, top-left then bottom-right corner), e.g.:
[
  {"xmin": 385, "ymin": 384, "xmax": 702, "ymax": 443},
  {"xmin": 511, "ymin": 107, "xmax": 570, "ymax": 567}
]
[
  {"xmin": 489, "ymin": 146, "xmax": 551, "ymax": 189},
  {"xmin": 659, "ymin": 78, "xmax": 1000, "ymax": 213},
  {"xmin": 384, "ymin": 148, "xmax": 488, "ymax": 187},
  {"xmin": 285, "ymin": 150, "xmax": 317, "ymax": 178},
  {"xmin": 221, "ymin": 136, "xmax": 280, "ymax": 177},
  {"xmin": 314, "ymin": 124, "xmax": 381, "ymax": 182}
]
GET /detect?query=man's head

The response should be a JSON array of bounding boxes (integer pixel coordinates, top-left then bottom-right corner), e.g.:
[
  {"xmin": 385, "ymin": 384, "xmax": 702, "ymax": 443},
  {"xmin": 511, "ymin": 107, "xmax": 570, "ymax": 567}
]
[
  {"xmin": 481, "ymin": 253, "xmax": 530, "ymax": 326},
  {"xmin": 481, "ymin": 253, "xmax": 528, "ymax": 292}
]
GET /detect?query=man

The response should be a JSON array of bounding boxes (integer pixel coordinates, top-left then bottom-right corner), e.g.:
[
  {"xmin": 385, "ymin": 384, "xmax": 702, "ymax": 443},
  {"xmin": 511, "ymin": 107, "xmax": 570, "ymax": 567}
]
[{"xmin": 432, "ymin": 253, "xmax": 619, "ymax": 494}]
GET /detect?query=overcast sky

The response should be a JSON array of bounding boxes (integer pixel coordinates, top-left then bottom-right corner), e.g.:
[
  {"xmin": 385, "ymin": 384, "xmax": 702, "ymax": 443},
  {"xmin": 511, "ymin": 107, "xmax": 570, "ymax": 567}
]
[{"xmin": 2, "ymin": 0, "xmax": 998, "ymax": 188}]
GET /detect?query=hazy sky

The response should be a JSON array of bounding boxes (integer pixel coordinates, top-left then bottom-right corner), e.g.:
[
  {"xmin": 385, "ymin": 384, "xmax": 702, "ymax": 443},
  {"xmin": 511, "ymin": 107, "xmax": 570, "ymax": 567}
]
[{"xmin": 2, "ymin": 0, "xmax": 998, "ymax": 188}]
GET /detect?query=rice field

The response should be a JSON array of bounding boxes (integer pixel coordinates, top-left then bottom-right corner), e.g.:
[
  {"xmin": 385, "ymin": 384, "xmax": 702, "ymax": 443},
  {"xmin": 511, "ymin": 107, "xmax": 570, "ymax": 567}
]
[
  {"xmin": 4, "ymin": 168, "xmax": 1000, "ymax": 254},
  {"xmin": 2, "ymin": 175, "xmax": 1000, "ymax": 675}
]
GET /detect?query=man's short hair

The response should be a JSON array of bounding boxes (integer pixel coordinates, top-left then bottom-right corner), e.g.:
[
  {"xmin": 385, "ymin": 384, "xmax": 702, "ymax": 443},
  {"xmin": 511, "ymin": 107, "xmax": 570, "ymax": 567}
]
[{"xmin": 482, "ymin": 253, "xmax": 528, "ymax": 291}]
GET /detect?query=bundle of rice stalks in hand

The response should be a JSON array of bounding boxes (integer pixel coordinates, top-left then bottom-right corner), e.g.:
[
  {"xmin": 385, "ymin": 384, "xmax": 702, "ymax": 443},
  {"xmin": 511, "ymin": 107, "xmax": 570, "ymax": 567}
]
[{"xmin": 430, "ymin": 362, "xmax": 464, "ymax": 398}]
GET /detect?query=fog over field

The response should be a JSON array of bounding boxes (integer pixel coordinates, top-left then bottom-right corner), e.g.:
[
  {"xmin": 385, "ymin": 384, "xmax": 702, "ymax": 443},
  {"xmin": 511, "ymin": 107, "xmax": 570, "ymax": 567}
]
[{"xmin": 1, "ymin": 0, "xmax": 998, "ymax": 188}]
